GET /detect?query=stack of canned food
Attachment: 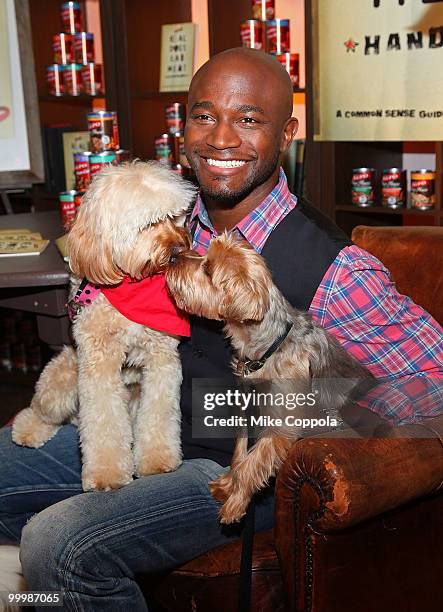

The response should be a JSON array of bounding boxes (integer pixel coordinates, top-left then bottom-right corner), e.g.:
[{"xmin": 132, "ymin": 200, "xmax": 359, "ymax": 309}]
[
  {"xmin": 240, "ymin": 0, "xmax": 299, "ymax": 86},
  {"xmin": 59, "ymin": 111, "xmax": 130, "ymax": 228},
  {"xmin": 47, "ymin": 1, "xmax": 103, "ymax": 96},
  {"xmin": 351, "ymin": 168, "xmax": 436, "ymax": 210},
  {"xmin": 154, "ymin": 103, "xmax": 193, "ymax": 178}
]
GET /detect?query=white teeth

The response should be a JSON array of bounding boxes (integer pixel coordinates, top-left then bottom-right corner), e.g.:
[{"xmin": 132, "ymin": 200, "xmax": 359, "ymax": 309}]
[{"xmin": 206, "ymin": 158, "xmax": 246, "ymax": 168}]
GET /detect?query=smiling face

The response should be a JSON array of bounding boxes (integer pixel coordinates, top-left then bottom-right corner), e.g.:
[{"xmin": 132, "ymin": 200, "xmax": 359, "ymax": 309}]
[{"xmin": 185, "ymin": 48, "xmax": 298, "ymax": 207}]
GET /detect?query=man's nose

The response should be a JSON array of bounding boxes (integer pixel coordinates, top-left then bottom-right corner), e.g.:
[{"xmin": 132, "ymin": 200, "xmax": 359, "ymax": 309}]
[{"xmin": 206, "ymin": 119, "xmax": 241, "ymax": 150}]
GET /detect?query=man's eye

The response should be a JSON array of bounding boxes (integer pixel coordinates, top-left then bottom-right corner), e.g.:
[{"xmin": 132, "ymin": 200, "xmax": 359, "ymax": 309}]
[
  {"xmin": 240, "ymin": 117, "xmax": 258, "ymax": 124},
  {"xmin": 192, "ymin": 114, "xmax": 214, "ymax": 122}
]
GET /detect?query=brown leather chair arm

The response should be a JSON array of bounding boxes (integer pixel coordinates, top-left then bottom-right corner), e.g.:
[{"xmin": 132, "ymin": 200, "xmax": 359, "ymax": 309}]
[{"xmin": 275, "ymin": 416, "xmax": 443, "ymax": 534}]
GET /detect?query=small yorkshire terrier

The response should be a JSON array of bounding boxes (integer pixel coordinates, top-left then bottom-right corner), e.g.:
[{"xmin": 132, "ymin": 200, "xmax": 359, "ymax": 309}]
[
  {"xmin": 12, "ymin": 161, "xmax": 196, "ymax": 492},
  {"xmin": 166, "ymin": 233, "xmax": 374, "ymax": 523}
]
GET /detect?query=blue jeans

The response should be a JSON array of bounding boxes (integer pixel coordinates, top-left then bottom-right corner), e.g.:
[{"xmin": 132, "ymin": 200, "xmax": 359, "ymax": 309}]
[{"xmin": 0, "ymin": 425, "xmax": 274, "ymax": 611}]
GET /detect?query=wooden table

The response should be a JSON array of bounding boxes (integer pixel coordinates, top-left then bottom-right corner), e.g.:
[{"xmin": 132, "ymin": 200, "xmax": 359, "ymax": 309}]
[{"xmin": 0, "ymin": 211, "xmax": 70, "ymax": 347}]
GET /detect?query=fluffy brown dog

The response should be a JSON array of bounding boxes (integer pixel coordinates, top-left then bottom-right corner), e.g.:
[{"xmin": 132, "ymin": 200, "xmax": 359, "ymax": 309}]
[
  {"xmin": 12, "ymin": 161, "xmax": 196, "ymax": 492},
  {"xmin": 166, "ymin": 233, "xmax": 373, "ymax": 523}
]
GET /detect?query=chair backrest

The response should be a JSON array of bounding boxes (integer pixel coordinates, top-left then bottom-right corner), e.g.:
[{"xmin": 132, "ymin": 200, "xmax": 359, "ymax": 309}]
[{"xmin": 351, "ymin": 225, "xmax": 443, "ymax": 326}]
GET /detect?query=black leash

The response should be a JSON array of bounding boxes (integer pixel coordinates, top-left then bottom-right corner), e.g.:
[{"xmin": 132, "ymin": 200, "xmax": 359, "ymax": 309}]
[
  {"xmin": 238, "ymin": 496, "xmax": 256, "ymax": 612},
  {"xmin": 237, "ymin": 394, "xmax": 258, "ymax": 612}
]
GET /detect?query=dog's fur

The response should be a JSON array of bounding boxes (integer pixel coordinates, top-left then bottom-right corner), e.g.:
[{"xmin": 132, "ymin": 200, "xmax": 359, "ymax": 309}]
[
  {"xmin": 166, "ymin": 232, "xmax": 374, "ymax": 523},
  {"xmin": 12, "ymin": 161, "xmax": 196, "ymax": 492}
]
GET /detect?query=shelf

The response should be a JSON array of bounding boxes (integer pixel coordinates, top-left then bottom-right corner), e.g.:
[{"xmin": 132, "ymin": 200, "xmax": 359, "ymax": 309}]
[
  {"xmin": 131, "ymin": 88, "xmax": 305, "ymax": 100},
  {"xmin": 336, "ymin": 205, "xmax": 438, "ymax": 217},
  {"xmin": 39, "ymin": 95, "xmax": 105, "ymax": 104},
  {"xmin": 130, "ymin": 91, "xmax": 188, "ymax": 99}
]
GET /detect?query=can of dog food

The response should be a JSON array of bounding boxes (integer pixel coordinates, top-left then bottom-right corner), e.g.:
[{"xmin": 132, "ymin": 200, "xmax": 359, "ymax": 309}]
[
  {"xmin": 252, "ymin": 0, "xmax": 275, "ymax": 21},
  {"xmin": 154, "ymin": 133, "xmax": 173, "ymax": 166},
  {"xmin": 410, "ymin": 169, "xmax": 435, "ymax": 210},
  {"xmin": 81, "ymin": 63, "xmax": 103, "ymax": 96},
  {"xmin": 351, "ymin": 168, "xmax": 376, "ymax": 207},
  {"xmin": 89, "ymin": 151, "xmax": 117, "ymax": 179},
  {"xmin": 53, "ymin": 33, "xmax": 73, "ymax": 64},
  {"xmin": 61, "ymin": 1, "xmax": 82, "ymax": 34},
  {"xmin": 381, "ymin": 168, "xmax": 406, "ymax": 208},
  {"xmin": 240, "ymin": 20, "xmax": 264, "ymax": 50},
  {"xmin": 165, "ymin": 103, "xmax": 186, "ymax": 135},
  {"xmin": 73, "ymin": 32, "xmax": 94, "ymax": 64},
  {"xmin": 59, "ymin": 190, "xmax": 78, "ymax": 229},
  {"xmin": 74, "ymin": 191, "xmax": 84, "ymax": 211},
  {"xmin": 115, "ymin": 149, "xmax": 131, "ymax": 164},
  {"xmin": 74, "ymin": 152, "xmax": 92, "ymax": 191},
  {"xmin": 63, "ymin": 63, "xmax": 82, "ymax": 96},
  {"xmin": 266, "ymin": 19, "xmax": 290, "ymax": 54},
  {"xmin": 275, "ymin": 53, "xmax": 299, "ymax": 86},
  {"xmin": 46, "ymin": 64, "xmax": 64, "ymax": 96},
  {"xmin": 88, "ymin": 111, "xmax": 119, "ymax": 152}
]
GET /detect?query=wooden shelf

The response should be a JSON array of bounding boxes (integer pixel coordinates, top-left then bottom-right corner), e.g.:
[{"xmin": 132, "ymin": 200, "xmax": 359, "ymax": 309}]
[
  {"xmin": 130, "ymin": 91, "xmax": 188, "ymax": 100},
  {"xmin": 336, "ymin": 205, "xmax": 438, "ymax": 217},
  {"xmin": 39, "ymin": 94, "xmax": 105, "ymax": 104}
]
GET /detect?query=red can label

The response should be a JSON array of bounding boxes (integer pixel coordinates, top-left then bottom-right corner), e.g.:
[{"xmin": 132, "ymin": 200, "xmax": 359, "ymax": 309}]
[
  {"xmin": 252, "ymin": 0, "xmax": 275, "ymax": 21},
  {"xmin": 81, "ymin": 64, "xmax": 103, "ymax": 96},
  {"xmin": 61, "ymin": 1, "xmax": 82, "ymax": 34},
  {"xmin": 351, "ymin": 168, "xmax": 375, "ymax": 207},
  {"xmin": 74, "ymin": 192, "xmax": 84, "ymax": 210},
  {"xmin": 411, "ymin": 171, "xmax": 435, "ymax": 210},
  {"xmin": 266, "ymin": 19, "xmax": 290, "ymax": 54},
  {"xmin": 63, "ymin": 64, "xmax": 82, "ymax": 96},
  {"xmin": 276, "ymin": 53, "xmax": 299, "ymax": 86},
  {"xmin": 88, "ymin": 112, "xmax": 118, "ymax": 152},
  {"xmin": 59, "ymin": 191, "xmax": 77, "ymax": 229},
  {"xmin": 74, "ymin": 153, "xmax": 92, "ymax": 191},
  {"xmin": 166, "ymin": 103, "xmax": 186, "ymax": 135},
  {"xmin": 381, "ymin": 169, "xmax": 405, "ymax": 208},
  {"xmin": 53, "ymin": 33, "xmax": 73, "ymax": 64},
  {"xmin": 46, "ymin": 64, "xmax": 64, "ymax": 96},
  {"xmin": 240, "ymin": 20, "xmax": 264, "ymax": 50},
  {"xmin": 73, "ymin": 32, "xmax": 94, "ymax": 64},
  {"xmin": 89, "ymin": 152, "xmax": 117, "ymax": 178}
]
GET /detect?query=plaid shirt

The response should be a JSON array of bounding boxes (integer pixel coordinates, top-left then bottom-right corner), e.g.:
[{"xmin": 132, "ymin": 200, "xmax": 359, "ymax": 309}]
[{"xmin": 189, "ymin": 170, "xmax": 443, "ymax": 424}]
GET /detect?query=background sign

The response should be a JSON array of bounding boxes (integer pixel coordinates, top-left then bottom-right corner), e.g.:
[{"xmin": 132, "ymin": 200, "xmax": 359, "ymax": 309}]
[
  {"xmin": 160, "ymin": 23, "xmax": 196, "ymax": 92},
  {"xmin": 315, "ymin": 0, "xmax": 443, "ymax": 141}
]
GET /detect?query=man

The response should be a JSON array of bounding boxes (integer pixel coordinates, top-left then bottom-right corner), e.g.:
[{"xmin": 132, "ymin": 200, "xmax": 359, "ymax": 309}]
[{"xmin": 0, "ymin": 48, "xmax": 442, "ymax": 611}]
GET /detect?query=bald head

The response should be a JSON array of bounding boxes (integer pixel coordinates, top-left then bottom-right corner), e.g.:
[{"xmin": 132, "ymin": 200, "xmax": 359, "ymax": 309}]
[
  {"xmin": 184, "ymin": 47, "xmax": 298, "ymax": 215},
  {"xmin": 189, "ymin": 48, "xmax": 294, "ymax": 125}
]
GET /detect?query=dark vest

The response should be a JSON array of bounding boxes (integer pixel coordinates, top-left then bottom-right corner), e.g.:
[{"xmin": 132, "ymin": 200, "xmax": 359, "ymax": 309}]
[{"xmin": 179, "ymin": 198, "xmax": 352, "ymax": 466}]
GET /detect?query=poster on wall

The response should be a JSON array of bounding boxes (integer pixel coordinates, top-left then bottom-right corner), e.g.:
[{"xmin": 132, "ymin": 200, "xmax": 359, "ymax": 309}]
[
  {"xmin": 315, "ymin": 0, "xmax": 443, "ymax": 141},
  {"xmin": 0, "ymin": 0, "xmax": 30, "ymax": 172},
  {"xmin": 159, "ymin": 23, "xmax": 196, "ymax": 92}
]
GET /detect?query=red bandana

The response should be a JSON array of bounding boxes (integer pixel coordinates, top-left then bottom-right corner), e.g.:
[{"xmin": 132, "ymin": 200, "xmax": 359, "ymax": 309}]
[{"xmin": 102, "ymin": 275, "xmax": 190, "ymax": 337}]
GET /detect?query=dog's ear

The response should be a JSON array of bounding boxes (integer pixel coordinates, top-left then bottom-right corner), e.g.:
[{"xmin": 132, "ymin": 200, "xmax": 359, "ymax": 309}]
[
  {"xmin": 208, "ymin": 235, "xmax": 271, "ymax": 322},
  {"xmin": 68, "ymin": 193, "xmax": 123, "ymax": 285}
]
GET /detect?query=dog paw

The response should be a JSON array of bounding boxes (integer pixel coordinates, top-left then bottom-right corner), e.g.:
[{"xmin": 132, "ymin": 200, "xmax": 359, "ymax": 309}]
[
  {"xmin": 82, "ymin": 467, "xmax": 133, "ymax": 492},
  {"xmin": 11, "ymin": 408, "xmax": 60, "ymax": 448},
  {"xmin": 135, "ymin": 452, "xmax": 181, "ymax": 477},
  {"xmin": 218, "ymin": 492, "xmax": 250, "ymax": 525},
  {"xmin": 209, "ymin": 473, "xmax": 235, "ymax": 503},
  {"xmin": 135, "ymin": 457, "xmax": 181, "ymax": 477}
]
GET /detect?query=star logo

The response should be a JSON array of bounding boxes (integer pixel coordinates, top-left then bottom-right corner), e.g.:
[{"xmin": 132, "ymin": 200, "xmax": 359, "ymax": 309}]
[{"xmin": 344, "ymin": 38, "xmax": 359, "ymax": 52}]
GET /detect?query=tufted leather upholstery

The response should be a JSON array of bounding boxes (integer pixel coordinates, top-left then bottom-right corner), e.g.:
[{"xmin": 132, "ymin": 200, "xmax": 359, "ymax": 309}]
[{"xmin": 146, "ymin": 225, "xmax": 443, "ymax": 612}]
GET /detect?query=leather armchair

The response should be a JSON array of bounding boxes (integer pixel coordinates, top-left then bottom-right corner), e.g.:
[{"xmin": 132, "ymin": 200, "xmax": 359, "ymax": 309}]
[{"xmin": 146, "ymin": 226, "xmax": 443, "ymax": 612}]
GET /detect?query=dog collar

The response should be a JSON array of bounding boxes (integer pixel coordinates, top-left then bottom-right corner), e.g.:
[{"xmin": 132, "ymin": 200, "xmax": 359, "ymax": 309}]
[
  {"xmin": 67, "ymin": 278, "xmax": 100, "ymax": 320},
  {"xmin": 236, "ymin": 320, "xmax": 294, "ymax": 377}
]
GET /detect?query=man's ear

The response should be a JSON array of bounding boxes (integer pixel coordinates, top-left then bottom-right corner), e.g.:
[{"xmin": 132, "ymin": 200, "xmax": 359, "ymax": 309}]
[{"xmin": 281, "ymin": 117, "xmax": 299, "ymax": 154}]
